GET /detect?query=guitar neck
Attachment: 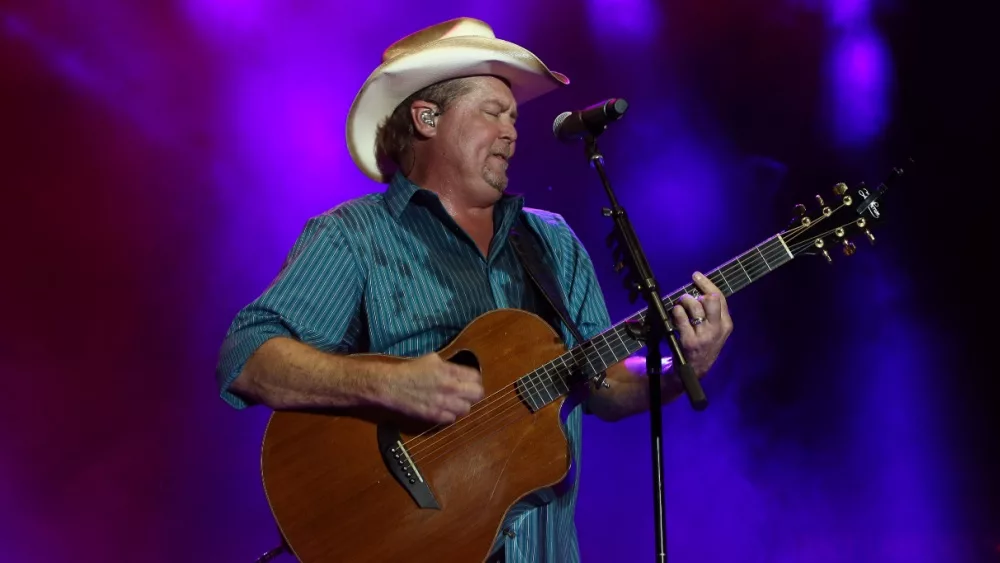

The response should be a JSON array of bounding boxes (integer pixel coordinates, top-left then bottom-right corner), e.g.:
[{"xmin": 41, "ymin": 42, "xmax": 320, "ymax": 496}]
[{"xmin": 517, "ymin": 232, "xmax": 796, "ymax": 411}]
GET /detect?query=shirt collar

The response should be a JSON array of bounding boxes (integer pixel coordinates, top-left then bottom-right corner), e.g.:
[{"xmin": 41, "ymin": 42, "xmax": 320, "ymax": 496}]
[
  {"xmin": 384, "ymin": 171, "xmax": 422, "ymax": 218},
  {"xmin": 384, "ymin": 171, "xmax": 525, "ymax": 222}
]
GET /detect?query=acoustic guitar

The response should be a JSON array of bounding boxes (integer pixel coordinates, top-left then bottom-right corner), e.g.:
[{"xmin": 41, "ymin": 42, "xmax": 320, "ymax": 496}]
[{"xmin": 258, "ymin": 165, "xmax": 905, "ymax": 562}]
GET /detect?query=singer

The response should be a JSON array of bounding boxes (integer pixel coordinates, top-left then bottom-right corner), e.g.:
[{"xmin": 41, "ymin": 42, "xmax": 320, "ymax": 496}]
[{"xmin": 215, "ymin": 17, "xmax": 733, "ymax": 563}]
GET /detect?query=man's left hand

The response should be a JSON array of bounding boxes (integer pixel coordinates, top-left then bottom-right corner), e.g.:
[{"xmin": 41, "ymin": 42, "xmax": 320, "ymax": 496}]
[{"xmin": 669, "ymin": 271, "xmax": 734, "ymax": 377}]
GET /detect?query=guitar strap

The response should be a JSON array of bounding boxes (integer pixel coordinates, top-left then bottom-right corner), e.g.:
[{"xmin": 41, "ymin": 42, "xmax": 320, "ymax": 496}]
[
  {"xmin": 508, "ymin": 212, "xmax": 587, "ymax": 347},
  {"xmin": 508, "ymin": 211, "xmax": 593, "ymax": 491}
]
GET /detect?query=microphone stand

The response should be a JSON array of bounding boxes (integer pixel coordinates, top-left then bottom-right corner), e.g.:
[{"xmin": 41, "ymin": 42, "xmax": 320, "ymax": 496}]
[{"xmin": 581, "ymin": 131, "xmax": 708, "ymax": 563}]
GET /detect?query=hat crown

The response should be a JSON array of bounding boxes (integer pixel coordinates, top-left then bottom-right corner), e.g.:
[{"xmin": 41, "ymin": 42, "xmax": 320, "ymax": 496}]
[{"xmin": 382, "ymin": 18, "xmax": 496, "ymax": 62}]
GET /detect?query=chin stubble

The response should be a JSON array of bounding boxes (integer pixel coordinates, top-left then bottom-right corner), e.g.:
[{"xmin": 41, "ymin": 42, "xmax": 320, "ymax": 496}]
[{"xmin": 484, "ymin": 167, "xmax": 507, "ymax": 193}]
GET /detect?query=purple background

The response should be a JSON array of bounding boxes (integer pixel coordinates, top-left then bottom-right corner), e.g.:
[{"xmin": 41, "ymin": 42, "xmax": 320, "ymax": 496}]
[{"xmin": 2, "ymin": 1, "xmax": 995, "ymax": 562}]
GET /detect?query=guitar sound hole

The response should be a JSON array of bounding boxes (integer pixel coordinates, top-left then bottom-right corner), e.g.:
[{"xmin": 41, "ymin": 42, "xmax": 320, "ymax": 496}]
[{"xmin": 448, "ymin": 350, "xmax": 481, "ymax": 372}]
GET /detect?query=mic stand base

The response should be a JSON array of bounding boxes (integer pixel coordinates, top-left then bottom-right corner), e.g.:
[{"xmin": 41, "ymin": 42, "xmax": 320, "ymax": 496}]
[
  {"xmin": 253, "ymin": 528, "xmax": 290, "ymax": 562},
  {"xmin": 254, "ymin": 544, "xmax": 286, "ymax": 563}
]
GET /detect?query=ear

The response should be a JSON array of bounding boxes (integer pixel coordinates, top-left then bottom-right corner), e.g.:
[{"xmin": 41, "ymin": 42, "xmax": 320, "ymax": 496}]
[{"xmin": 410, "ymin": 100, "xmax": 440, "ymax": 138}]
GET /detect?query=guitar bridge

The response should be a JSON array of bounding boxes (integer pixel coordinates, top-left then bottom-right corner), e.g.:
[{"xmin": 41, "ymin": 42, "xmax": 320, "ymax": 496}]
[{"xmin": 377, "ymin": 425, "xmax": 440, "ymax": 510}]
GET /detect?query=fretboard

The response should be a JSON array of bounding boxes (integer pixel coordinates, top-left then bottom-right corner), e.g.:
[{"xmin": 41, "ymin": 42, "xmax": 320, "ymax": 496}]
[{"xmin": 515, "ymin": 232, "xmax": 796, "ymax": 411}]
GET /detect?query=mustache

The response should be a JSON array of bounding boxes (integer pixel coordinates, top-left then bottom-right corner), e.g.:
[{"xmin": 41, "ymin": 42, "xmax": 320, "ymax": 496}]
[{"xmin": 491, "ymin": 144, "xmax": 513, "ymax": 160}]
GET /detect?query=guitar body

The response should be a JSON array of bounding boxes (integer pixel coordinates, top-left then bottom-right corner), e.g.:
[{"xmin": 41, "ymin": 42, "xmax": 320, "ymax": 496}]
[{"xmin": 260, "ymin": 309, "xmax": 577, "ymax": 563}]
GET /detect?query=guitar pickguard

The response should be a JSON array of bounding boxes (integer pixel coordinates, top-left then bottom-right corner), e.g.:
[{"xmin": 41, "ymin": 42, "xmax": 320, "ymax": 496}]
[{"xmin": 377, "ymin": 425, "xmax": 441, "ymax": 510}]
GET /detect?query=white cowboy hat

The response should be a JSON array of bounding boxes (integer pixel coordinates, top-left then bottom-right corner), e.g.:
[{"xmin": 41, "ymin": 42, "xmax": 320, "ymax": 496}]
[{"xmin": 346, "ymin": 17, "xmax": 570, "ymax": 183}]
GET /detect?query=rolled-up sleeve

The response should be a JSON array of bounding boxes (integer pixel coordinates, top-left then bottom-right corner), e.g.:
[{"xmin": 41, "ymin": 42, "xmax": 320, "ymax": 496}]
[{"xmin": 215, "ymin": 213, "xmax": 365, "ymax": 409}]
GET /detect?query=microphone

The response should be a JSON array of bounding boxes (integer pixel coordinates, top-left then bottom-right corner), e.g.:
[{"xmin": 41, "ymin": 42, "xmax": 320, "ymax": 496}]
[{"xmin": 552, "ymin": 98, "xmax": 629, "ymax": 142}]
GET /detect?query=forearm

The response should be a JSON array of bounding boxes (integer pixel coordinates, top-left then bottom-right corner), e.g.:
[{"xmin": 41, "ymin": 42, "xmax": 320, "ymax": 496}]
[
  {"xmin": 585, "ymin": 361, "xmax": 684, "ymax": 422},
  {"xmin": 229, "ymin": 337, "xmax": 389, "ymax": 410}
]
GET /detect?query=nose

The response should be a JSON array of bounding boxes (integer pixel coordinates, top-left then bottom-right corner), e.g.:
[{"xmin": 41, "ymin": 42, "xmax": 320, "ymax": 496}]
[
  {"xmin": 500, "ymin": 120, "xmax": 517, "ymax": 157},
  {"xmin": 500, "ymin": 117, "xmax": 518, "ymax": 143}
]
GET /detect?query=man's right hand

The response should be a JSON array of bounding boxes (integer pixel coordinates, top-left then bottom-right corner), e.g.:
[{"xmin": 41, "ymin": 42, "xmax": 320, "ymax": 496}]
[{"xmin": 379, "ymin": 353, "xmax": 485, "ymax": 425}]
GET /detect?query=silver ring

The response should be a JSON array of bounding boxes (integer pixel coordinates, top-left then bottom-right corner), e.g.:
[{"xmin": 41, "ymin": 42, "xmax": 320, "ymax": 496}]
[{"xmin": 690, "ymin": 316, "xmax": 705, "ymax": 326}]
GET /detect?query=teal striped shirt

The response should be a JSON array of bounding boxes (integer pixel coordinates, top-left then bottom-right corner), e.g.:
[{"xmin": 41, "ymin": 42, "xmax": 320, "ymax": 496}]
[{"xmin": 216, "ymin": 172, "xmax": 612, "ymax": 562}]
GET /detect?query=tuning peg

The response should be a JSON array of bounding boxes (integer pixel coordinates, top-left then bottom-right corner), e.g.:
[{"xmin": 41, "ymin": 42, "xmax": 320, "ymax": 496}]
[
  {"xmin": 833, "ymin": 182, "xmax": 848, "ymax": 195},
  {"xmin": 788, "ymin": 203, "xmax": 811, "ymax": 229},
  {"xmin": 614, "ymin": 260, "xmax": 626, "ymax": 273},
  {"xmin": 864, "ymin": 229, "xmax": 875, "ymax": 245},
  {"xmin": 842, "ymin": 239, "xmax": 857, "ymax": 256},
  {"xmin": 815, "ymin": 194, "xmax": 825, "ymax": 207},
  {"xmin": 813, "ymin": 238, "xmax": 833, "ymax": 263}
]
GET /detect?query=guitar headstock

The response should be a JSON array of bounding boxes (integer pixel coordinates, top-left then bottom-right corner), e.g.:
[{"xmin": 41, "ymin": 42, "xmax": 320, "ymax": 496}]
[{"xmin": 781, "ymin": 160, "xmax": 910, "ymax": 263}]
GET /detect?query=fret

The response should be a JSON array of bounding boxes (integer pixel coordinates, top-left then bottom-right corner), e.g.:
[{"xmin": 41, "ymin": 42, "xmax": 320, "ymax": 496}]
[
  {"xmin": 548, "ymin": 360, "xmax": 570, "ymax": 394},
  {"xmin": 728, "ymin": 264, "xmax": 749, "ymax": 292},
  {"xmin": 550, "ymin": 369, "xmax": 570, "ymax": 395},
  {"xmin": 556, "ymin": 354, "xmax": 573, "ymax": 381},
  {"xmin": 581, "ymin": 341, "xmax": 601, "ymax": 376},
  {"xmin": 734, "ymin": 256, "xmax": 753, "ymax": 285},
  {"xmin": 538, "ymin": 366, "xmax": 556, "ymax": 404},
  {"xmin": 581, "ymin": 341, "xmax": 607, "ymax": 377},
  {"xmin": 516, "ymin": 374, "xmax": 542, "ymax": 411},
  {"xmin": 726, "ymin": 263, "xmax": 750, "ymax": 293},
  {"xmin": 613, "ymin": 324, "xmax": 630, "ymax": 353},
  {"xmin": 530, "ymin": 369, "xmax": 549, "ymax": 408},
  {"xmin": 711, "ymin": 269, "xmax": 733, "ymax": 296},
  {"xmin": 592, "ymin": 335, "xmax": 616, "ymax": 370},
  {"xmin": 757, "ymin": 236, "xmax": 793, "ymax": 274},
  {"xmin": 587, "ymin": 340, "xmax": 608, "ymax": 371},
  {"xmin": 569, "ymin": 347, "xmax": 590, "ymax": 379},
  {"xmin": 755, "ymin": 246, "xmax": 772, "ymax": 271}
]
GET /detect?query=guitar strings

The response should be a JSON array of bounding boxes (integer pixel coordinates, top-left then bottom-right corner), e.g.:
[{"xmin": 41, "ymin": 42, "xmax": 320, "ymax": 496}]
[
  {"xmin": 404, "ymin": 218, "xmax": 823, "ymax": 453},
  {"xmin": 402, "ymin": 219, "xmax": 817, "ymax": 451},
  {"xmin": 409, "ymin": 231, "xmax": 820, "ymax": 462},
  {"xmin": 405, "ymin": 237, "xmax": 804, "ymax": 462},
  {"xmin": 411, "ymin": 256, "xmax": 793, "ymax": 464},
  {"xmin": 409, "ymin": 241, "xmax": 818, "ymax": 465},
  {"xmin": 405, "ymin": 214, "xmax": 856, "ymax": 464},
  {"xmin": 405, "ymin": 221, "xmax": 829, "ymax": 461}
]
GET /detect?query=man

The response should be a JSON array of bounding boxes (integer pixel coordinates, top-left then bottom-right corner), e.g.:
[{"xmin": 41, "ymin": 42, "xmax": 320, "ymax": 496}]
[{"xmin": 216, "ymin": 17, "xmax": 733, "ymax": 562}]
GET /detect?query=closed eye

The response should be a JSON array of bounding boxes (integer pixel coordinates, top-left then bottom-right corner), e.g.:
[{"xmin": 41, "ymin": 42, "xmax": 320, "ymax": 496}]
[{"xmin": 483, "ymin": 99, "xmax": 517, "ymax": 120}]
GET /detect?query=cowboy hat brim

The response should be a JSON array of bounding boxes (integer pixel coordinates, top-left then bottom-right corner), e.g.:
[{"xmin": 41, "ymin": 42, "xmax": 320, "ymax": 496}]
[{"xmin": 346, "ymin": 35, "xmax": 570, "ymax": 183}]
